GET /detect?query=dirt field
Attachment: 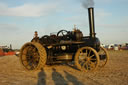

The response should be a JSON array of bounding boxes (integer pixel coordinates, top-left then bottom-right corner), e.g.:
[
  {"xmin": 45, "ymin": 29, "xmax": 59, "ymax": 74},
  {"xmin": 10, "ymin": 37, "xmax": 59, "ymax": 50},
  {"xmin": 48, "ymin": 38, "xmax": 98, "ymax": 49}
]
[{"xmin": 0, "ymin": 50, "xmax": 128, "ymax": 85}]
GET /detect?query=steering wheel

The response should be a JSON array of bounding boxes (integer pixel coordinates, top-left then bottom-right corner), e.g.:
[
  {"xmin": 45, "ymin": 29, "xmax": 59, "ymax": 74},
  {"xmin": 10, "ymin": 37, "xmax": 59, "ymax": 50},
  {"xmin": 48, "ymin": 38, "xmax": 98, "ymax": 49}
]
[{"xmin": 57, "ymin": 30, "xmax": 68, "ymax": 37}]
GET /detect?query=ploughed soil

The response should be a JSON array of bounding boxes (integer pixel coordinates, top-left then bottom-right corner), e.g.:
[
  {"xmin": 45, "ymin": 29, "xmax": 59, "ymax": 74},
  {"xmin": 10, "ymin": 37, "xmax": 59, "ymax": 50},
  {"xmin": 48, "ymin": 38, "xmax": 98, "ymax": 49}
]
[{"xmin": 0, "ymin": 50, "xmax": 128, "ymax": 85}]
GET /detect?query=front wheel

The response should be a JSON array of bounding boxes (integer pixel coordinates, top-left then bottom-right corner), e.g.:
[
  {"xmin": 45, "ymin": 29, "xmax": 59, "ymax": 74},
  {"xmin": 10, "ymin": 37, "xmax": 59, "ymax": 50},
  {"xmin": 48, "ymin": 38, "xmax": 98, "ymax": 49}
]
[{"xmin": 74, "ymin": 47, "xmax": 100, "ymax": 72}]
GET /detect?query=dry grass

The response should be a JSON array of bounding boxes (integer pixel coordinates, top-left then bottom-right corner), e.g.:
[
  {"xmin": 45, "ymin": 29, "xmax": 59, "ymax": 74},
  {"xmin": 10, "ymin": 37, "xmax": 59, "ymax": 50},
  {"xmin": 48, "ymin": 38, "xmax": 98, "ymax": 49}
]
[{"xmin": 0, "ymin": 50, "xmax": 128, "ymax": 85}]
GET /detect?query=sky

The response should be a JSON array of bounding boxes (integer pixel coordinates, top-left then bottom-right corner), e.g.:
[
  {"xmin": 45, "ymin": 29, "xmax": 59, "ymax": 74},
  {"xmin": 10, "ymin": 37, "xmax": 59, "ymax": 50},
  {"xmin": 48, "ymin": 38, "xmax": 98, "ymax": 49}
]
[{"xmin": 0, "ymin": 0, "xmax": 128, "ymax": 49}]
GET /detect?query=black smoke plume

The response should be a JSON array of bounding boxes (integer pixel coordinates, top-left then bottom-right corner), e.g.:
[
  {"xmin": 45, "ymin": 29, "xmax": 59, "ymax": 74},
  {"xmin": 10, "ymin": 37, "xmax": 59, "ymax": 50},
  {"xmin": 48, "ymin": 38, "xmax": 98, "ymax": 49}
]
[{"xmin": 81, "ymin": 0, "xmax": 95, "ymax": 8}]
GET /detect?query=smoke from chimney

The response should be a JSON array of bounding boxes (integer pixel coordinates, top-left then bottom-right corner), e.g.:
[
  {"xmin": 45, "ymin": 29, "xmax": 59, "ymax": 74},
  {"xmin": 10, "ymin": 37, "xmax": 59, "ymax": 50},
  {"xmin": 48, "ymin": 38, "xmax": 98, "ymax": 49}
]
[{"xmin": 81, "ymin": 0, "xmax": 95, "ymax": 9}]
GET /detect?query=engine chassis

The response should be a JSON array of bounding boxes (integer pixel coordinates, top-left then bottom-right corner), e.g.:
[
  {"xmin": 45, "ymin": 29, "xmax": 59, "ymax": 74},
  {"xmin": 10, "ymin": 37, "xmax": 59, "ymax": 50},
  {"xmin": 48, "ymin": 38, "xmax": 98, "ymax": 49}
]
[{"xmin": 35, "ymin": 34, "xmax": 101, "ymax": 64}]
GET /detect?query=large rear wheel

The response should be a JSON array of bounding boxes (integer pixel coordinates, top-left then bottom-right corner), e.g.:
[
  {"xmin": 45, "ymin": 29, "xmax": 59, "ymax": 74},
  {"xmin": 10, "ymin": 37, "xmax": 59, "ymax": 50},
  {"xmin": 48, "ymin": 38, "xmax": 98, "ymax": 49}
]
[
  {"xmin": 19, "ymin": 42, "xmax": 47, "ymax": 71},
  {"xmin": 75, "ymin": 47, "xmax": 100, "ymax": 72}
]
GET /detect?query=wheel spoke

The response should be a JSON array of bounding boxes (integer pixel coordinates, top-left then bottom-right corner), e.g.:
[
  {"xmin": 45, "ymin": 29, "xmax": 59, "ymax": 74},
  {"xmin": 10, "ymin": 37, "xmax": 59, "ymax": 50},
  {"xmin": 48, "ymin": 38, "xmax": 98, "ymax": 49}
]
[
  {"xmin": 86, "ymin": 63, "xmax": 89, "ymax": 70},
  {"xmin": 86, "ymin": 49, "xmax": 87, "ymax": 54},
  {"xmin": 28, "ymin": 59, "xmax": 33, "ymax": 65},
  {"xmin": 90, "ymin": 54, "xmax": 94, "ymax": 58},
  {"xmin": 79, "ymin": 59, "xmax": 86, "ymax": 65},
  {"xmin": 79, "ymin": 56, "xmax": 85, "ymax": 60},
  {"xmin": 88, "ymin": 50, "xmax": 91, "ymax": 57},
  {"xmin": 82, "ymin": 62, "xmax": 88, "ymax": 70},
  {"xmin": 90, "ymin": 58, "xmax": 97, "ymax": 61},
  {"xmin": 89, "ymin": 61, "xmax": 95, "ymax": 69}
]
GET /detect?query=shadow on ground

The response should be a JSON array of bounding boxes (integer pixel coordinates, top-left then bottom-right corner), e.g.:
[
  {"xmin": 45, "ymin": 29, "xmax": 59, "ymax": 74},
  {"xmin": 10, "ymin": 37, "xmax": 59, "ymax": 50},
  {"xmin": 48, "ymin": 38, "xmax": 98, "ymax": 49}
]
[
  {"xmin": 37, "ymin": 68, "xmax": 83, "ymax": 85},
  {"xmin": 52, "ymin": 68, "xmax": 68, "ymax": 85},
  {"xmin": 64, "ymin": 70, "xmax": 84, "ymax": 85},
  {"xmin": 37, "ymin": 68, "xmax": 46, "ymax": 85}
]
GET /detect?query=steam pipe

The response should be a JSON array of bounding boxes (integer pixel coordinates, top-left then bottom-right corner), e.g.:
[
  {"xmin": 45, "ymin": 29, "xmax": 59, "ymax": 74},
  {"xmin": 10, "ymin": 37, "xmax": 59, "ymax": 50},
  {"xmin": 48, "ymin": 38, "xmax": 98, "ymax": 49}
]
[{"xmin": 88, "ymin": 7, "xmax": 96, "ymax": 38}]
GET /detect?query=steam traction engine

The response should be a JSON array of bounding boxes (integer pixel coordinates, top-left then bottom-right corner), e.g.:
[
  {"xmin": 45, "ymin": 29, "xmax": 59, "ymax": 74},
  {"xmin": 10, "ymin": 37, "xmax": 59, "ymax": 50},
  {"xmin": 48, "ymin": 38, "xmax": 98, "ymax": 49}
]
[{"xmin": 19, "ymin": 8, "xmax": 109, "ymax": 72}]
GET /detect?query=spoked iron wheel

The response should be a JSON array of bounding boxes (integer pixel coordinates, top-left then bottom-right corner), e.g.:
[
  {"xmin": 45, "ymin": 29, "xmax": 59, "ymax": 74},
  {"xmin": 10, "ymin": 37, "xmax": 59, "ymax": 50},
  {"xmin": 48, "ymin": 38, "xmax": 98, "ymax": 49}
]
[
  {"xmin": 57, "ymin": 30, "xmax": 68, "ymax": 37},
  {"xmin": 19, "ymin": 42, "xmax": 47, "ymax": 71},
  {"xmin": 98, "ymin": 46, "xmax": 109, "ymax": 68},
  {"xmin": 75, "ymin": 47, "xmax": 100, "ymax": 72}
]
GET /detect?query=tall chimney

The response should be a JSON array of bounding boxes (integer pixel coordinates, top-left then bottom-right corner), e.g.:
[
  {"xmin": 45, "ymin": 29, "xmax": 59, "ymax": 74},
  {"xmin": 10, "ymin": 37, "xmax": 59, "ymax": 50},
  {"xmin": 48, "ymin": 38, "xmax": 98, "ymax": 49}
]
[{"xmin": 88, "ymin": 7, "xmax": 96, "ymax": 38}]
